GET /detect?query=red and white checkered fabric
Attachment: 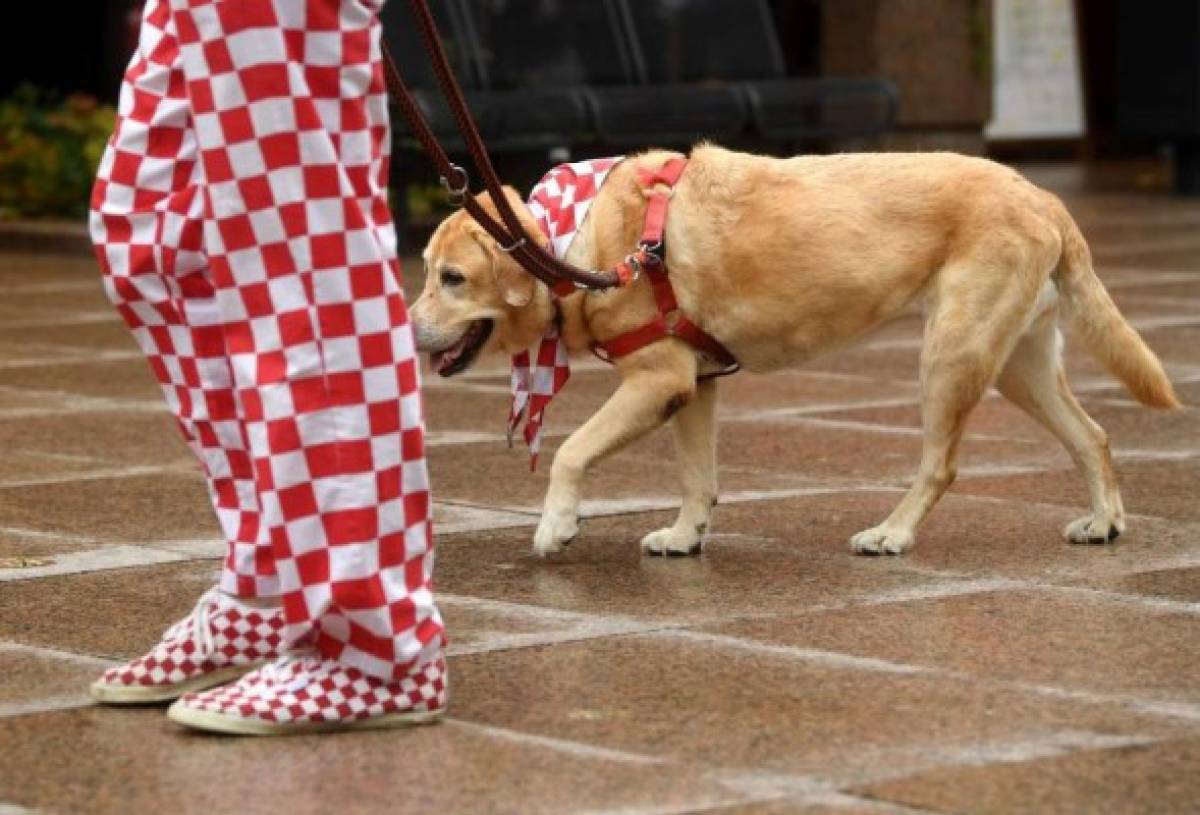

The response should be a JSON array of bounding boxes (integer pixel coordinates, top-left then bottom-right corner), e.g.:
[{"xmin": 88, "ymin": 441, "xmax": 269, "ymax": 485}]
[
  {"xmin": 526, "ymin": 157, "xmax": 623, "ymax": 259},
  {"xmin": 507, "ymin": 328, "xmax": 570, "ymax": 471},
  {"xmin": 509, "ymin": 157, "xmax": 623, "ymax": 468},
  {"xmin": 90, "ymin": 0, "xmax": 444, "ymax": 681},
  {"xmin": 97, "ymin": 588, "xmax": 286, "ymax": 690},
  {"xmin": 173, "ymin": 652, "xmax": 446, "ymax": 729}
]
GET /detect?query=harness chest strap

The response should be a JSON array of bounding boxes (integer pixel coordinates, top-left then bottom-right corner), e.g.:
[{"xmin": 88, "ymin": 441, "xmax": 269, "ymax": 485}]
[{"xmin": 590, "ymin": 158, "xmax": 739, "ymax": 375}]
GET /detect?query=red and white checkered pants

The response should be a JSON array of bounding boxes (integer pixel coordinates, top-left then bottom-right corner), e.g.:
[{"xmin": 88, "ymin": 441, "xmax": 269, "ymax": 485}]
[{"xmin": 89, "ymin": 0, "xmax": 444, "ymax": 681}]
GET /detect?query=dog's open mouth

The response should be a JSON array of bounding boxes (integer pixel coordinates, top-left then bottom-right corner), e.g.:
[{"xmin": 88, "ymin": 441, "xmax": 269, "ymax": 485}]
[{"xmin": 430, "ymin": 319, "xmax": 493, "ymax": 377}]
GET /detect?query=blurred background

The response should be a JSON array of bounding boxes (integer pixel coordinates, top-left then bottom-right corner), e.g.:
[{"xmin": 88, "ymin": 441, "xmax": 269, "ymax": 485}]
[{"xmin": 0, "ymin": 0, "xmax": 1194, "ymax": 244}]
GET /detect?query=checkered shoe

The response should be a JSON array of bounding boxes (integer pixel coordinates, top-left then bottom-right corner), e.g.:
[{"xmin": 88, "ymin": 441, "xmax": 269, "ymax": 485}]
[
  {"xmin": 166, "ymin": 653, "xmax": 447, "ymax": 735},
  {"xmin": 90, "ymin": 588, "xmax": 285, "ymax": 704}
]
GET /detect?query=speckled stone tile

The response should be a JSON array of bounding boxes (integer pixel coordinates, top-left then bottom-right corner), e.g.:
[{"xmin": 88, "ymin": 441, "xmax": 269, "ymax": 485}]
[
  {"xmin": 1110, "ymin": 282, "xmax": 1200, "ymax": 307},
  {"xmin": 1138, "ymin": 325, "xmax": 1200, "ymax": 367},
  {"xmin": 701, "ymin": 590, "xmax": 1200, "ymax": 706},
  {"xmin": 1073, "ymin": 396, "xmax": 1200, "ymax": 451},
  {"xmin": 0, "ymin": 559, "xmax": 602, "ymax": 663},
  {"xmin": 446, "ymin": 636, "xmax": 1189, "ymax": 779},
  {"xmin": 1091, "ymin": 248, "xmax": 1200, "ymax": 271},
  {"xmin": 436, "ymin": 486, "xmax": 1200, "ymax": 602},
  {"xmin": 0, "ymin": 448, "xmax": 115, "ymax": 485},
  {"xmin": 0, "ymin": 471, "xmax": 214, "ymax": 544},
  {"xmin": 1176, "ymin": 381, "xmax": 1200, "ymax": 405},
  {"xmin": 1, "ymin": 282, "xmax": 112, "ymax": 315},
  {"xmin": 0, "ymin": 650, "xmax": 105, "ymax": 710},
  {"xmin": 0, "ymin": 707, "xmax": 744, "ymax": 815},
  {"xmin": 852, "ymin": 490, "xmax": 1199, "ymax": 580},
  {"xmin": 434, "ymin": 499, "xmax": 955, "ymax": 622},
  {"xmin": 854, "ymin": 737, "xmax": 1200, "ymax": 815},
  {"xmin": 0, "ymin": 253, "xmax": 98, "ymax": 284},
  {"xmin": 955, "ymin": 458, "xmax": 1200, "ymax": 524},
  {"xmin": 0, "ymin": 357, "xmax": 162, "ymax": 401},
  {"xmin": 1071, "ymin": 566, "xmax": 1200, "ymax": 604},
  {"xmin": 0, "ymin": 561, "xmax": 220, "ymax": 657},
  {"xmin": 690, "ymin": 798, "xmax": 910, "ymax": 815},
  {"xmin": 0, "ymin": 388, "xmax": 64, "ymax": 416},
  {"xmin": 0, "ymin": 319, "xmax": 133, "ymax": 352},
  {"xmin": 0, "ymin": 410, "xmax": 188, "ymax": 468},
  {"xmin": 623, "ymin": 487, "xmax": 1198, "ymax": 582},
  {"xmin": 814, "ymin": 387, "xmax": 1195, "ymax": 451},
  {"xmin": 0, "ymin": 531, "xmax": 100, "ymax": 560},
  {"xmin": 0, "ymin": 341, "xmax": 81, "ymax": 364}
]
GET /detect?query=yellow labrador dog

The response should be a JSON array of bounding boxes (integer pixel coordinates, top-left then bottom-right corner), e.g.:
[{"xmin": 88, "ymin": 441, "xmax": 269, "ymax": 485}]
[{"xmin": 410, "ymin": 144, "xmax": 1180, "ymax": 557}]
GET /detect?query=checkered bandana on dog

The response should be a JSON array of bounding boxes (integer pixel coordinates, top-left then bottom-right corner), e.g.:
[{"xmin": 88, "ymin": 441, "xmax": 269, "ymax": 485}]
[{"xmin": 509, "ymin": 157, "xmax": 624, "ymax": 469}]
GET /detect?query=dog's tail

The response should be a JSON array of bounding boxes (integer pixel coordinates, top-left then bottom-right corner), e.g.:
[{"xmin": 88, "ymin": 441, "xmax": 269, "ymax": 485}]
[{"xmin": 1055, "ymin": 214, "xmax": 1181, "ymax": 409}]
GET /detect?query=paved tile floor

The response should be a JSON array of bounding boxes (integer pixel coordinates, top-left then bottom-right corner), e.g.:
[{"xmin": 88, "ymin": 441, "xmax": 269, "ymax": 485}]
[{"xmin": 1, "ymin": 163, "xmax": 1198, "ymax": 814}]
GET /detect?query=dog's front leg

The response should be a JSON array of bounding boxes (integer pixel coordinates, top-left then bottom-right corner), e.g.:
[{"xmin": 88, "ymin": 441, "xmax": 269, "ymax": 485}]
[
  {"xmin": 640, "ymin": 378, "xmax": 718, "ymax": 556},
  {"xmin": 533, "ymin": 350, "xmax": 698, "ymax": 556}
]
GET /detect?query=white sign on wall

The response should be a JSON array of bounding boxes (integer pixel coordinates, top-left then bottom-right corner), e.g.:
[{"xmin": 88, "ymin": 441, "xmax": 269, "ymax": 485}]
[{"xmin": 986, "ymin": 0, "xmax": 1085, "ymax": 140}]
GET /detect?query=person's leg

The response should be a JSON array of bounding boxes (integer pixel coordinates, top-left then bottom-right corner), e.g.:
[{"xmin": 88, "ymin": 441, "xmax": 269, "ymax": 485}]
[
  {"xmin": 163, "ymin": 0, "xmax": 445, "ymax": 733},
  {"xmin": 88, "ymin": 0, "xmax": 287, "ymax": 704},
  {"xmin": 90, "ymin": 0, "xmax": 278, "ymax": 598}
]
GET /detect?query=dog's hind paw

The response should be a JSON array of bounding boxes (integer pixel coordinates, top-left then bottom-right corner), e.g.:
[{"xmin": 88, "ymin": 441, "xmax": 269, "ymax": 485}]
[
  {"xmin": 849, "ymin": 526, "xmax": 914, "ymax": 556},
  {"xmin": 1064, "ymin": 514, "xmax": 1123, "ymax": 545},
  {"xmin": 640, "ymin": 527, "xmax": 703, "ymax": 558},
  {"xmin": 533, "ymin": 512, "xmax": 578, "ymax": 556}
]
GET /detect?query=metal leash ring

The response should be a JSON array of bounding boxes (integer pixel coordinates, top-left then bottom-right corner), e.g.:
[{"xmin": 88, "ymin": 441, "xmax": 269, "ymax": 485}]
[{"xmin": 439, "ymin": 164, "xmax": 470, "ymax": 206}]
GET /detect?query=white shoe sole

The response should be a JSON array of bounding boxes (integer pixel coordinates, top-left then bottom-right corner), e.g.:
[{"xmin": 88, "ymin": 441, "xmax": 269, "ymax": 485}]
[
  {"xmin": 166, "ymin": 700, "xmax": 444, "ymax": 736},
  {"xmin": 90, "ymin": 663, "xmax": 261, "ymax": 705}
]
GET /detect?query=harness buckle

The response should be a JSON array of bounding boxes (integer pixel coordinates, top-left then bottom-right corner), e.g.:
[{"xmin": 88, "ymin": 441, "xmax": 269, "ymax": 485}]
[
  {"xmin": 637, "ymin": 240, "xmax": 663, "ymax": 264},
  {"xmin": 439, "ymin": 164, "xmax": 470, "ymax": 206}
]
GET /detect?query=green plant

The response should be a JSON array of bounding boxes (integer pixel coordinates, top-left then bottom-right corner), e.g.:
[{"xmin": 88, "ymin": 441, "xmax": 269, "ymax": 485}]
[
  {"xmin": 0, "ymin": 85, "xmax": 116, "ymax": 220},
  {"xmin": 405, "ymin": 181, "xmax": 456, "ymax": 223}
]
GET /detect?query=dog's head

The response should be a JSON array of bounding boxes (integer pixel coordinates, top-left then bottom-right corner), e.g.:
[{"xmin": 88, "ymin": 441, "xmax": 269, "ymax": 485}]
[{"xmin": 410, "ymin": 188, "xmax": 547, "ymax": 377}]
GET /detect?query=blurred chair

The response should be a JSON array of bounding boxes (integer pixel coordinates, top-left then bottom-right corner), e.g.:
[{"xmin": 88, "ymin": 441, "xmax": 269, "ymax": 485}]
[{"xmin": 382, "ymin": 0, "xmax": 898, "ymax": 235}]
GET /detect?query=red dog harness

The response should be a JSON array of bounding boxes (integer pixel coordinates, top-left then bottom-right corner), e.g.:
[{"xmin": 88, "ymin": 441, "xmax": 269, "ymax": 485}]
[
  {"xmin": 510, "ymin": 156, "xmax": 739, "ymax": 469},
  {"xmin": 588, "ymin": 158, "xmax": 739, "ymax": 378}
]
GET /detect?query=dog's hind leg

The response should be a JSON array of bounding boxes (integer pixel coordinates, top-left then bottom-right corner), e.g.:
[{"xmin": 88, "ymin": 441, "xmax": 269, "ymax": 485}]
[
  {"xmin": 850, "ymin": 255, "xmax": 1043, "ymax": 555},
  {"xmin": 995, "ymin": 310, "xmax": 1125, "ymax": 543},
  {"xmin": 533, "ymin": 345, "xmax": 699, "ymax": 556},
  {"xmin": 640, "ymin": 377, "xmax": 719, "ymax": 557}
]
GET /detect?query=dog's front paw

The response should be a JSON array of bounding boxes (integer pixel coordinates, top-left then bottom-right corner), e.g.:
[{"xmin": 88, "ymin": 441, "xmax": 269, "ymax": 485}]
[
  {"xmin": 533, "ymin": 511, "xmax": 579, "ymax": 556},
  {"xmin": 1064, "ymin": 514, "xmax": 1123, "ymax": 545},
  {"xmin": 640, "ymin": 526, "xmax": 703, "ymax": 558},
  {"xmin": 849, "ymin": 525, "xmax": 914, "ymax": 556}
]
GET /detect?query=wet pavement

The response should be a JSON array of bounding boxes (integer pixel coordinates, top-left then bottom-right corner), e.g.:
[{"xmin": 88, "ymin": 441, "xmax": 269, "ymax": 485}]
[{"xmin": 1, "ymin": 163, "xmax": 1198, "ymax": 814}]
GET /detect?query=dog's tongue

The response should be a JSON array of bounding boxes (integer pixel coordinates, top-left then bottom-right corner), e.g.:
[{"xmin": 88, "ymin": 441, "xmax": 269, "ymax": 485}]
[{"xmin": 431, "ymin": 337, "xmax": 466, "ymax": 376}]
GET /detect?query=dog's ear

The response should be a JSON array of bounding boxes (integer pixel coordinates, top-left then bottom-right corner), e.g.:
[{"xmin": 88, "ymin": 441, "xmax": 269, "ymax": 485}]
[{"xmin": 467, "ymin": 221, "xmax": 535, "ymax": 308}]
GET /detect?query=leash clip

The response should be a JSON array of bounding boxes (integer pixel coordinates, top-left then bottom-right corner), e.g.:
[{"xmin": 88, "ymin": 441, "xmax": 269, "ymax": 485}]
[
  {"xmin": 624, "ymin": 253, "xmax": 644, "ymax": 282},
  {"xmin": 439, "ymin": 164, "xmax": 470, "ymax": 206}
]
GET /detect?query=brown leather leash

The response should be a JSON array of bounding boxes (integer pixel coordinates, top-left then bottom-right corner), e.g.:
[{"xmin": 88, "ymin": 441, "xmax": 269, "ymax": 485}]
[{"xmin": 381, "ymin": 0, "xmax": 619, "ymax": 298}]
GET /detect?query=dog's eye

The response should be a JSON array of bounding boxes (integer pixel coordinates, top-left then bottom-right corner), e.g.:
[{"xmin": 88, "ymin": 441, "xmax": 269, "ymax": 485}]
[{"xmin": 440, "ymin": 269, "xmax": 465, "ymax": 287}]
